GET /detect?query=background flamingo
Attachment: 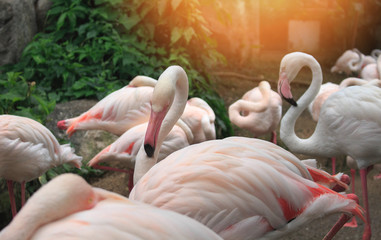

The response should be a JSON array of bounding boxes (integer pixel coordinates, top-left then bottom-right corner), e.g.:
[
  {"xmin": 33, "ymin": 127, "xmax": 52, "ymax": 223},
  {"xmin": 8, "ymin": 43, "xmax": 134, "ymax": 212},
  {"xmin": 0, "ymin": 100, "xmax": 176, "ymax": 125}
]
[
  {"xmin": 56, "ymin": 75, "xmax": 158, "ymax": 137},
  {"xmin": 0, "ymin": 173, "xmax": 222, "ymax": 240},
  {"xmin": 181, "ymin": 97, "xmax": 216, "ymax": 143},
  {"xmin": 278, "ymin": 51, "xmax": 381, "ymax": 239},
  {"xmin": 228, "ymin": 80, "xmax": 282, "ymax": 144},
  {"xmin": 0, "ymin": 115, "xmax": 82, "ymax": 218}
]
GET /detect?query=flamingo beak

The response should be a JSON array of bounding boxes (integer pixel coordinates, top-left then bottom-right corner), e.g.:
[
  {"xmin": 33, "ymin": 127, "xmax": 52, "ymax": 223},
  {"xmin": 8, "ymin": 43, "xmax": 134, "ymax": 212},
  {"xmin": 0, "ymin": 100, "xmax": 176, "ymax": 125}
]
[
  {"xmin": 144, "ymin": 107, "xmax": 167, "ymax": 157},
  {"xmin": 278, "ymin": 71, "xmax": 297, "ymax": 106}
]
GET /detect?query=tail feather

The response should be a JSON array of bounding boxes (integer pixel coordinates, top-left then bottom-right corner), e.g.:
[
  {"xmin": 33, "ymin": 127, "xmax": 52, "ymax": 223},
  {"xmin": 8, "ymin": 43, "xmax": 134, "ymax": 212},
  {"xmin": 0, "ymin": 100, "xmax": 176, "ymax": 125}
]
[{"xmin": 59, "ymin": 144, "xmax": 83, "ymax": 168}]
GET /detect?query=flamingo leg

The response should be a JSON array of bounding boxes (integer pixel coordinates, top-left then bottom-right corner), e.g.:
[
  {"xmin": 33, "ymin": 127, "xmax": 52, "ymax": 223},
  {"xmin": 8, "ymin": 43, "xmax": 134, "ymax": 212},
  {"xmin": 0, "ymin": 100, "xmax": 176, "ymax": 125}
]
[
  {"xmin": 271, "ymin": 131, "xmax": 277, "ymax": 145},
  {"xmin": 21, "ymin": 181, "xmax": 26, "ymax": 206},
  {"xmin": 323, "ymin": 214, "xmax": 352, "ymax": 240},
  {"xmin": 6, "ymin": 180, "xmax": 17, "ymax": 218},
  {"xmin": 128, "ymin": 170, "xmax": 134, "ymax": 192},
  {"xmin": 331, "ymin": 157, "xmax": 336, "ymax": 174},
  {"xmin": 360, "ymin": 168, "xmax": 371, "ymax": 240},
  {"xmin": 344, "ymin": 168, "xmax": 358, "ymax": 228}
]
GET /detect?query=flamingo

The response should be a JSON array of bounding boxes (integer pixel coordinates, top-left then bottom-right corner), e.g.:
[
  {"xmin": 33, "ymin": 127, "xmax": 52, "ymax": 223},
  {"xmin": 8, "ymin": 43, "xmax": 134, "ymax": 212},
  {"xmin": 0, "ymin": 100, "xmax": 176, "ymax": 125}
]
[
  {"xmin": 228, "ymin": 81, "xmax": 282, "ymax": 144},
  {"xmin": 123, "ymin": 66, "xmax": 364, "ymax": 239},
  {"xmin": 278, "ymin": 51, "xmax": 381, "ymax": 239},
  {"xmin": 56, "ymin": 75, "xmax": 158, "ymax": 137},
  {"xmin": 0, "ymin": 115, "xmax": 82, "ymax": 218},
  {"xmin": 360, "ymin": 54, "xmax": 381, "ymax": 80},
  {"xmin": 181, "ymin": 97, "xmax": 216, "ymax": 143},
  {"xmin": 331, "ymin": 49, "xmax": 375, "ymax": 76},
  {"xmin": 87, "ymin": 120, "xmax": 193, "ymax": 190},
  {"xmin": 0, "ymin": 173, "xmax": 222, "ymax": 240}
]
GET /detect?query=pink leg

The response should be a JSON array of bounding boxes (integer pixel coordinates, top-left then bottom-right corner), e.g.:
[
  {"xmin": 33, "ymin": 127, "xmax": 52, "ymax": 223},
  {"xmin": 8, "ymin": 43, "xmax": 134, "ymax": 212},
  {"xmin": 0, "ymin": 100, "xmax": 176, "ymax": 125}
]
[
  {"xmin": 128, "ymin": 170, "xmax": 134, "ymax": 192},
  {"xmin": 6, "ymin": 180, "xmax": 17, "ymax": 218},
  {"xmin": 323, "ymin": 214, "xmax": 352, "ymax": 240},
  {"xmin": 271, "ymin": 131, "xmax": 277, "ymax": 145},
  {"xmin": 344, "ymin": 169, "xmax": 358, "ymax": 227},
  {"xmin": 331, "ymin": 157, "xmax": 336, "ymax": 174},
  {"xmin": 21, "ymin": 181, "xmax": 26, "ymax": 206},
  {"xmin": 360, "ymin": 168, "xmax": 371, "ymax": 240}
]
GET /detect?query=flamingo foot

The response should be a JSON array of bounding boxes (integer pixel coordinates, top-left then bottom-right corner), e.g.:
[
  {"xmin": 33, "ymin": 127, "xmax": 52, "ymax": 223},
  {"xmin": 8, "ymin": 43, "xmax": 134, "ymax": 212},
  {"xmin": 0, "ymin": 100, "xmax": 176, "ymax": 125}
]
[{"xmin": 344, "ymin": 216, "xmax": 358, "ymax": 228}]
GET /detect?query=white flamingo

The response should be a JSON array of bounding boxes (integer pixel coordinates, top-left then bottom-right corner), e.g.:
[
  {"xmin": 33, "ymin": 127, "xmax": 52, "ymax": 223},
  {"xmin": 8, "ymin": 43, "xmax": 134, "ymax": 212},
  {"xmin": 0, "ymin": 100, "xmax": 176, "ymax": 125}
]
[
  {"xmin": 0, "ymin": 173, "xmax": 222, "ymax": 240},
  {"xmin": 126, "ymin": 66, "xmax": 364, "ymax": 239},
  {"xmin": 331, "ymin": 49, "xmax": 375, "ymax": 76},
  {"xmin": 0, "ymin": 115, "xmax": 82, "ymax": 217},
  {"xmin": 278, "ymin": 51, "xmax": 381, "ymax": 239},
  {"xmin": 228, "ymin": 81, "xmax": 282, "ymax": 144}
]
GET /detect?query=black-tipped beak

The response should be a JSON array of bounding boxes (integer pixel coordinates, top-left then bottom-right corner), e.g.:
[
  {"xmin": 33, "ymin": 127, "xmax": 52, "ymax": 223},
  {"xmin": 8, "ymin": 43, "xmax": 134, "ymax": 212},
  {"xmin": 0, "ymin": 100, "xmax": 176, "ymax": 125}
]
[
  {"xmin": 284, "ymin": 97, "xmax": 298, "ymax": 107},
  {"xmin": 144, "ymin": 144, "xmax": 155, "ymax": 157}
]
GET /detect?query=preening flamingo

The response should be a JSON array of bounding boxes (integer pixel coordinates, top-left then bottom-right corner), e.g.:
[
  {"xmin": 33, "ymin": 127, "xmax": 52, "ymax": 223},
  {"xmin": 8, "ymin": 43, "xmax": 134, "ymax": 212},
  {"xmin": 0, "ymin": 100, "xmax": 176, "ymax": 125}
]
[
  {"xmin": 56, "ymin": 75, "xmax": 158, "ymax": 137},
  {"xmin": 278, "ymin": 51, "xmax": 381, "ymax": 239},
  {"xmin": 360, "ymin": 54, "xmax": 381, "ymax": 80},
  {"xmin": 126, "ymin": 65, "xmax": 363, "ymax": 239},
  {"xmin": 0, "ymin": 115, "xmax": 82, "ymax": 218},
  {"xmin": 228, "ymin": 81, "xmax": 282, "ymax": 144},
  {"xmin": 88, "ymin": 120, "xmax": 193, "ymax": 190},
  {"xmin": 331, "ymin": 49, "xmax": 375, "ymax": 76},
  {"xmin": 0, "ymin": 173, "xmax": 222, "ymax": 240}
]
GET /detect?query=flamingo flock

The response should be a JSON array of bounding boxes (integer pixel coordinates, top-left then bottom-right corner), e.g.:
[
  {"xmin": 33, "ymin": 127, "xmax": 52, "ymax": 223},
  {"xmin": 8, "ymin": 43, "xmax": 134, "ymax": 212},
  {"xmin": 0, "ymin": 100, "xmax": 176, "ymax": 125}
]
[{"xmin": 1, "ymin": 50, "xmax": 380, "ymax": 239}]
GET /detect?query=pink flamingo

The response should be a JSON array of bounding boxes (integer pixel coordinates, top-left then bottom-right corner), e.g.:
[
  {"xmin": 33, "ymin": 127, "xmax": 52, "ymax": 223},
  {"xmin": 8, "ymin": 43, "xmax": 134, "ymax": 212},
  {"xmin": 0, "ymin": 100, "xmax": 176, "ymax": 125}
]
[
  {"xmin": 57, "ymin": 76, "xmax": 158, "ymax": 137},
  {"xmin": 228, "ymin": 81, "xmax": 282, "ymax": 144},
  {"xmin": 88, "ymin": 120, "xmax": 193, "ymax": 190},
  {"xmin": 278, "ymin": 51, "xmax": 381, "ymax": 239},
  {"xmin": 331, "ymin": 49, "xmax": 375, "ymax": 76},
  {"xmin": 0, "ymin": 115, "xmax": 82, "ymax": 218},
  {"xmin": 124, "ymin": 66, "xmax": 364, "ymax": 239},
  {"xmin": 0, "ymin": 173, "xmax": 222, "ymax": 240},
  {"xmin": 181, "ymin": 97, "xmax": 216, "ymax": 143}
]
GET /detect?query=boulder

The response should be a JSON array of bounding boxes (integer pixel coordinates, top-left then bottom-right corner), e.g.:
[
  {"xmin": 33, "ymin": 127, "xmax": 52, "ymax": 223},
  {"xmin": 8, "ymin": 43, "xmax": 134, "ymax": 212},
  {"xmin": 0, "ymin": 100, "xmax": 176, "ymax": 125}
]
[{"xmin": 0, "ymin": 0, "xmax": 37, "ymax": 66}]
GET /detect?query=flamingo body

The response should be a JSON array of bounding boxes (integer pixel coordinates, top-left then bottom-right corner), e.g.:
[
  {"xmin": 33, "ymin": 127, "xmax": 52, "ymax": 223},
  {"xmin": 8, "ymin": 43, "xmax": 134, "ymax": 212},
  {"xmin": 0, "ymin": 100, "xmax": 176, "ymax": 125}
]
[
  {"xmin": 130, "ymin": 137, "xmax": 363, "ymax": 240},
  {"xmin": 229, "ymin": 81, "xmax": 282, "ymax": 142},
  {"xmin": 57, "ymin": 77, "xmax": 158, "ymax": 137},
  {"xmin": 0, "ymin": 174, "xmax": 222, "ymax": 240},
  {"xmin": 181, "ymin": 97, "xmax": 216, "ymax": 143}
]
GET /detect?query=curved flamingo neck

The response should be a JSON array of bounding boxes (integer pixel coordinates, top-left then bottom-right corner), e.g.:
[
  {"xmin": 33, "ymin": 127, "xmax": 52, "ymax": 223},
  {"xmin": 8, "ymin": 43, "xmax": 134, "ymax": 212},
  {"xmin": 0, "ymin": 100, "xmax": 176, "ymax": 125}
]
[
  {"xmin": 229, "ymin": 82, "xmax": 270, "ymax": 128},
  {"xmin": 129, "ymin": 76, "xmax": 158, "ymax": 87},
  {"xmin": 134, "ymin": 66, "xmax": 189, "ymax": 185},
  {"xmin": 280, "ymin": 53, "xmax": 327, "ymax": 156}
]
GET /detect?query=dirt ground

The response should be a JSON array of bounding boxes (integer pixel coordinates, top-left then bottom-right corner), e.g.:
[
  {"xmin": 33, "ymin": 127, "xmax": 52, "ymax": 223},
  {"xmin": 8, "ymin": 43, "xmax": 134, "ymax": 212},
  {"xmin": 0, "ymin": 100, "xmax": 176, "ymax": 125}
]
[{"xmin": 90, "ymin": 57, "xmax": 381, "ymax": 239}]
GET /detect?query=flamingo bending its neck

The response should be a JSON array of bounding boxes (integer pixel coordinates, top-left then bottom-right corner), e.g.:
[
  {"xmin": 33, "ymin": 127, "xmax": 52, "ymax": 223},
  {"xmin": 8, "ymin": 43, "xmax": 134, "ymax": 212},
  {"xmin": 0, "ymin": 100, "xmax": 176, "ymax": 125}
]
[
  {"xmin": 229, "ymin": 81, "xmax": 282, "ymax": 144},
  {"xmin": 278, "ymin": 51, "xmax": 381, "ymax": 239},
  {"xmin": 0, "ymin": 115, "xmax": 82, "ymax": 218}
]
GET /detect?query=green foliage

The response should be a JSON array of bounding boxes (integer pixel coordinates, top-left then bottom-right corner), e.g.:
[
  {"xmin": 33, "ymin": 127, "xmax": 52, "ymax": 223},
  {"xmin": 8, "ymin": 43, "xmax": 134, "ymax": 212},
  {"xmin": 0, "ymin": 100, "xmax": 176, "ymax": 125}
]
[{"xmin": 0, "ymin": 72, "xmax": 55, "ymax": 122}]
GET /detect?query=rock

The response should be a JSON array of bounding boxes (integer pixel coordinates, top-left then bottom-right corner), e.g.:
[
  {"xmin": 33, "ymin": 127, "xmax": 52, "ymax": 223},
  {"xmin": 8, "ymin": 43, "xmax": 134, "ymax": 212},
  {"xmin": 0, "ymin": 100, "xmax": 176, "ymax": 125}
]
[
  {"xmin": 0, "ymin": 0, "xmax": 37, "ymax": 65},
  {"xmin": 45, "ymin": 99, "xmax": 118, "ymax": 163},
  {"xmin": 35, "ymin": 0, "xmax": 52, "ymax": 31}
]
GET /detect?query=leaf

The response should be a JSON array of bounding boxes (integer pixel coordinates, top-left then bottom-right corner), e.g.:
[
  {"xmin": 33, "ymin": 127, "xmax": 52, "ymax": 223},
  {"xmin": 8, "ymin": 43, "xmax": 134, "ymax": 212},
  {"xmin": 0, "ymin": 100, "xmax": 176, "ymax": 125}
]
[
  {"xmin": 56, "ymin": 12, "xmax": 67, "ymax": 30},
  {"xmin": 183, "ymin": 27, "xmax": 195, "ymax": 44},
  {"xmin": 171, "ymin": 0, "xmax": 182, "ymax": 11},
  {"xmin": 171, "ymin": 27, "xmax": 183, "ymax": 44},
  {"xmin": 119, "ymin": 14, "xmax": 141, "ymax": 31},
  {"xmin": 157, "ymin": 0, "xmax": 168, "ymax": 16}
]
